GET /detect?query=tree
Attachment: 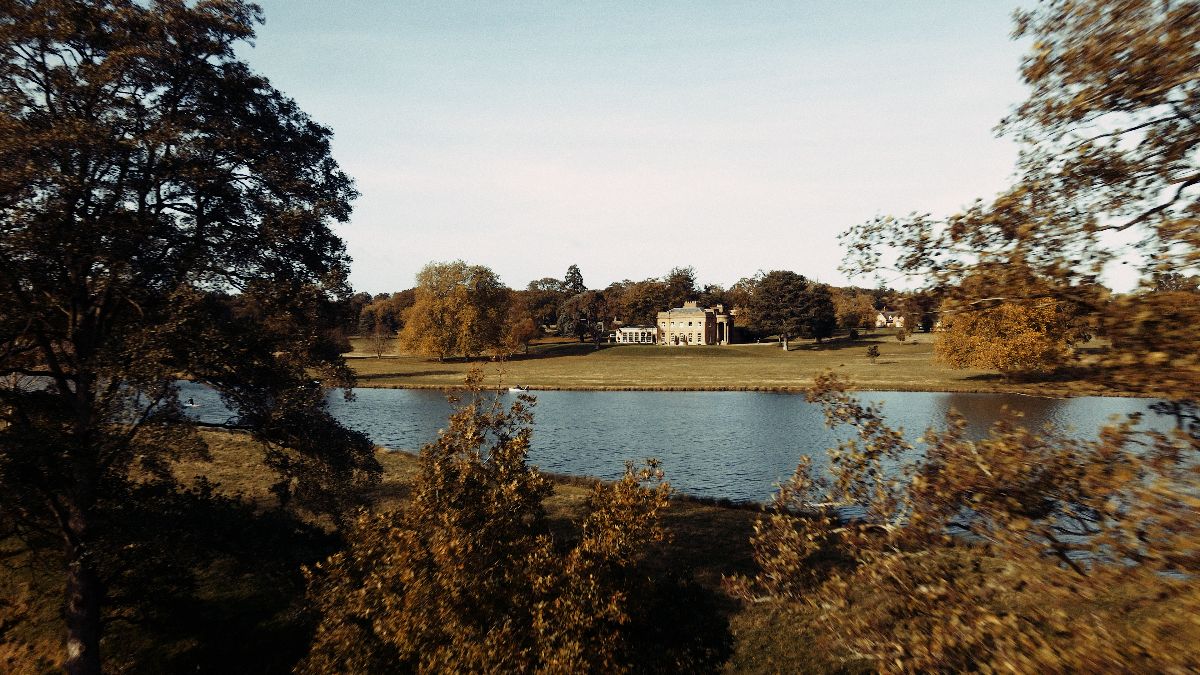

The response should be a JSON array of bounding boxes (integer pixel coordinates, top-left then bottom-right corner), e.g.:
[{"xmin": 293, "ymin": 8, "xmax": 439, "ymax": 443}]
[
  {"xmin": 366, "ymin": 325, "xmax": 393, "ymax": 358},
  {"xmin": 832, "ymin": 288, "xmax": 876, "ymax": 330},
  {"xmin": 663, "ymin": 265, "xmax": 698, "ymax": 309},
  {"xmin": 819, "ymin": 4, "xmax": 1200, "ymax": 662},
  {"xmin": 300, "ymin": 377, "xmax": 671, "ymax": 673},
  {"xmin": 342, "ymin": 291, "xmax": 374, "ymax": 334},
  {"xmin": 357, "ymin": 289, "xmax": 415, "ymax": 335},
  {"xmin": 746, "ymin": 271, "xmax": 835, "ymax": 348},
  {"xmin": 749, "ymin": 271, "xmax": 808, "ymax": 350},
  {"xmin": 618, "ymin": 279, "xmax": 668, "ymax": 326},
  {"xmin": 0, "ymin": 2, "xmax": 380, "ymax": 671},
  {"xmin": 726, "ymin": 275, "xmax": 763, "ymax": 336},
  {"xmin": 524, "ymin": 278, "xmax": 565, "ymax": 328},
  {"xmin": 697, "ymin": 283, "xmax": 728, "ymax": 310},
  {"xmin": 936, "ymin": 300, "xmax": 1085, "ymax": 377},
  {"xmin": 459, "ymin": 265, "xmax": 509, "ymax": 356},
  {"xmin": 1152, "ymin": 272, "xmax": 1200, "ymax": 293},
  {"xmin": 865, "ymin": 345, "xmax": 880, "ymax": 363},
  {"xmin": 900, "ymin": 290, "xmax": 939, "ymax": 333},
  {"xmin": 399, "ymin": 262, "xmax": 509, "ymax": 361},
  {"xmin": 557, "ymin": 290, "xmax": 608, "ymax": 347},
  {"xmin": 731, "ymin": 374, "xmax": 1200, "ymax": 672},
  {"xmin": 800, "ymin": 284, "xmax": 837, "ymax": 343},
  {"xmin": 841, "ymin": 0, "xmax": 1200, "ymax": 397},
  {"xmin": 501, "ymin": 295, "xmax": 540, "ymax": 355},
  {"xmin": 563, "ymin": 264, "xmax": 586, "ymax": 295}
]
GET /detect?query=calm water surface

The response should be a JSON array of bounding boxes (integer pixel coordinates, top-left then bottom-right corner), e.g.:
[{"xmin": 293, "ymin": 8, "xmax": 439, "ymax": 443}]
[{"xmin": 179, "ymin": 383, "xmax": 1172, "ymax": 503}]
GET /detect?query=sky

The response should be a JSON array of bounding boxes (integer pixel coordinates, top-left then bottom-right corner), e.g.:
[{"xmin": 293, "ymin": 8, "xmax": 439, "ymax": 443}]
[{"xmin": 243, "ymin": 1, "xmax": 1032, "ymax": 294}]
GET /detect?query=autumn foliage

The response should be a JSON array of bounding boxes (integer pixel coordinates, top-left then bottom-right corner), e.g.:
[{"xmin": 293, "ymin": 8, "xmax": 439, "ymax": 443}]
[
  {"xmin": 730, "ymin": 373, "xmax": 1200, "ymax": 672},
  {"xmin": 935, "ymin": 299, "xmax": 1086, "ymax": 376},
  {"xmin": 299, "ymin": 373, "xmax": 671, "ymax": 673}
]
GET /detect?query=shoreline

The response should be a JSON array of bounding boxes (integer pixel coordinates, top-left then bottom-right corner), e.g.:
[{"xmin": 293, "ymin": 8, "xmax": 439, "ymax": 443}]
[
  {"xmin": 349, "ymin": 380, "xmax": 1152, "ymax": 399},
  {"xmin": 344, "ymin": 337, "xmax": 1154, "ymax": 400}
]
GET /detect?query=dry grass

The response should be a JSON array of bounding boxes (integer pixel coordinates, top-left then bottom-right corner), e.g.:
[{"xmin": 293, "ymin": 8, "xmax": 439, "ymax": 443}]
[
  {"xmin": 3, "ymin": 429, "xmax": 838, "ymax": 672},
  {"xmin": 346, "ymin": 332, "xmax": 1128, "ymax": 396}
]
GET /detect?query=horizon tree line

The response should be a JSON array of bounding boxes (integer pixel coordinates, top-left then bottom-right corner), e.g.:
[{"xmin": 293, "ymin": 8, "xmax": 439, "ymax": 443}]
[{"xmin": 353, "ymin": 261, "xmax": 854, "ymax": 358}]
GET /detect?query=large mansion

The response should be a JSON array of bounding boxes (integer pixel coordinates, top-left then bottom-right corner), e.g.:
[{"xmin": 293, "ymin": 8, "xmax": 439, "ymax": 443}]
[
  {"xmin": 613, "ymin": 302, "xmax": 734, "ymax": 346},
  {"xmin": 612, "ymin": 301, "xmax": 734, "ymax": 346}
]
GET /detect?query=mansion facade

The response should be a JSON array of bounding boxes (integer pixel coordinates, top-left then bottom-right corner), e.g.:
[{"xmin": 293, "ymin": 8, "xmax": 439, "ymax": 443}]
[
  {"xmin": 656, "ymin": 302, "xmax": 733, "ymax": 346},
  {"xmin": 612, "ymin": 301, "xmax": 735, "ymax": 346}
]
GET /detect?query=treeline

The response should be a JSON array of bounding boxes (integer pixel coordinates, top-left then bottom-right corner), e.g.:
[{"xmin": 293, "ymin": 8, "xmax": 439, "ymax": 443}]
[{"xmin": 343, "ymin": 261, "xmax": 938, "ymax": 359}]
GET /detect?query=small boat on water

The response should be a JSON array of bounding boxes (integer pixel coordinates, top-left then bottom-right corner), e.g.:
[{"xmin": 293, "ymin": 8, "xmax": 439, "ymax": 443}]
[{"xmin": 508, "ymin": 385, "xmax": 529, "ymax": 392}]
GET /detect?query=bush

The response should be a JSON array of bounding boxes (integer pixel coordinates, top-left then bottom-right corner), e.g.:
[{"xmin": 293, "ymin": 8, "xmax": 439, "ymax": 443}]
[
  {"xmin": 865, "ymin": 345, "xmax": 880, "ymax": 363},
  {"xmin": 299, "ymin": 373, "xmax": 671, "ymax": 673},
  {"xmin": 728, "ymin": 373, "xmax": 1200, "ymax": 672}
]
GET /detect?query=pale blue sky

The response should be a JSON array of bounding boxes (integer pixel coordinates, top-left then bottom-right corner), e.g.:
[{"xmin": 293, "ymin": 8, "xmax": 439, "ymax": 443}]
[{"xmin": 245, "ymin": 1, "xmax": 1031, "ymax": 293}]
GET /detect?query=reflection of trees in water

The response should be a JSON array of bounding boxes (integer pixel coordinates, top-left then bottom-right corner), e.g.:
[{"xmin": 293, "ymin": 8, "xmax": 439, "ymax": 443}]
[{"xmin": 931, "ymin": 393, "xmax": 1069, "ymax": 440}]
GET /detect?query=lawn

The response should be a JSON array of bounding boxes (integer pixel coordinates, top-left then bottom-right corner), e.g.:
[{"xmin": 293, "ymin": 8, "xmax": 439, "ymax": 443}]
[{"xmin": 346, "ymin": 331, "xmax": 1122, "ymax": 396}]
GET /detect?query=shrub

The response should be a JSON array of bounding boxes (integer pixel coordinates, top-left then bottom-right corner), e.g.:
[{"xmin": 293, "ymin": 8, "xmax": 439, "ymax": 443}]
[
  {"xmin": 729, "ymin": 373, "xmax": 1200, "ymax": 672},
  {"xmin": 865, "ymin": 345, "xmax": 880, "ymax": 363},
  {"xmin": 299, "ymin": 373, "xmax": 671, "ymax": 673}
]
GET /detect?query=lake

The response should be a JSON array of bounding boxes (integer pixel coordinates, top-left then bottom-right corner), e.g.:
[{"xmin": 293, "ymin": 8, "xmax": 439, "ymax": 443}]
[{"xmin": 178, "ymin": 383, "xmax": 1175, "ymax": 503}]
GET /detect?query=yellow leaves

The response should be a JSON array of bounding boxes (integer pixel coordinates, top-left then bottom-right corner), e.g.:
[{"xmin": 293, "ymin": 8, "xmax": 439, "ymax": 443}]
[
  {"xmin": 936, "ymin": 298, "xmax": 1084, "ymax": 375},
  {"xmin": 399, "ymin": 261, "xmax": 509, "ymax": 360},
  {"xmin": 739, "ymin": 377, "xmax": 1200, "ymax": 672},
  {"xmin": 299, "ymin": 378, "xmax": 669, "ymax": 673}
]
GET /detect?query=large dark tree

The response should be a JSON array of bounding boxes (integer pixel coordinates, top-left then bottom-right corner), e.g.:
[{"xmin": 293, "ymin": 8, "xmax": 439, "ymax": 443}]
[
  {"xmin": 663, "ymin": 265, "xmax": 698, "ymax": 309},
  {"xmin": 557, "ymin": 290, "xmax": 608, "ymax": 347},
  {"xmin": 563, "ymin": 264, "xmax": 585, "ymax": 295},
  {"xmin": 799, "ymin": 283, "xmax": 837, "ymax": 343},
  {"xmin": 0, "ymin": 2, "xmax": 379, "ymax": 672},
  {"xmin": 748, "ymin": 271, "xmax": 836, "ymax": 349},
  {"xmin": 618, "ymin": 278, "xmax": 668, "ymax": 326},
  {"xmin": 525, "ymin": 277, "xmax": 565, "ymax": 327}
]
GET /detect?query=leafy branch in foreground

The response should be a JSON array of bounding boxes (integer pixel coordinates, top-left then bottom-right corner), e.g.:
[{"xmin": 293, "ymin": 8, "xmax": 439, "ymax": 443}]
[
  {"xmin": 729, "ymin": 373, "xmax": 1200, "ymax": 672},
  {"xmin": 841, "ymin": 0, "xmax": 1200, "ymax": 393},
  {"xmin": 0, "ymin": 2, "xmax": 379, "ymax": 670},
  {"xmin": 299, "ymin": 373, "xmax": 671, "ymax": 674}
]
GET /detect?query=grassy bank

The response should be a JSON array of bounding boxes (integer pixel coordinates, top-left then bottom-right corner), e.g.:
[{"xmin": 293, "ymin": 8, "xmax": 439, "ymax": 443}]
[
  {"xmin": 2, "ymin": 430, "xmax": 831, "ymax": 673},
  {"xmin": 347, "ymin": 332, "xmax": 1130, "ymax": 397}
]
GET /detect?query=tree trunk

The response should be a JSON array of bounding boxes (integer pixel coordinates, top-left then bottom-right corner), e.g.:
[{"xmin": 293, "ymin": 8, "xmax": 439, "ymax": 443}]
[
  {"xmin": 781, "ymin": 334, "xmax": 789, "ymax": 351},
  {"xmin": 64, "ymin": 529, "xmax": 102, "ymax": 674}
]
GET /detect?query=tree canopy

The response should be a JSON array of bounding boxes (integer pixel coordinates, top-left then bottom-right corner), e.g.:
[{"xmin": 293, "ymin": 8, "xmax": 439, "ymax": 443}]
[
  {"xmin": 300, "ymin": 379, "xmax": 670, "ymax": 673},
  {"xmin": 563, "ymin": 264, "xmax": 586, "ymax": 295},
  {"xmin": 399, "ymin": 261, "xmax": 509, "ymax": 360},
  {"xmin": 732, "ymin": 373, "xmax": 1200, "ymax": 672},
  {"xmin": 663, "ymin": 265, "xmax": 698, "ymax": 309},
  {"xmin": 0, "ymin": 1, "xmax": 378, "ymax": 670},
  {"xmin": 744, "ymin": 271, "xmax": 837, "ymax": 347},
  {"xmin": 936, "ymin": 299, "xmax": 1086, "ymax": 376},
  {"xmin": 842, "ymin": 0, "xmax": 1200, "ymax": 392}
]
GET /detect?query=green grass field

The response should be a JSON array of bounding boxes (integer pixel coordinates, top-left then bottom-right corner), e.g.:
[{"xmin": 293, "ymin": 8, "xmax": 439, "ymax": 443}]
[{"xmin": 347, "ymin": 331, "xmax": 1121, "ymax": 396}]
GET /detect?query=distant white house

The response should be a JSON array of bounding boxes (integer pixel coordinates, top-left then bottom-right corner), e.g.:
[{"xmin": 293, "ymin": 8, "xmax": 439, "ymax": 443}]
[
  {"xmin": 615, "ymin": 326, "xmax": 657, "ymax": 344},
  {"xmin": 875, "ymin": 310, "xmax": 905, "ymax": 329},
  {"xmin": 657, "ymin": 302, "xmax": 733, "ymax": 346}
]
